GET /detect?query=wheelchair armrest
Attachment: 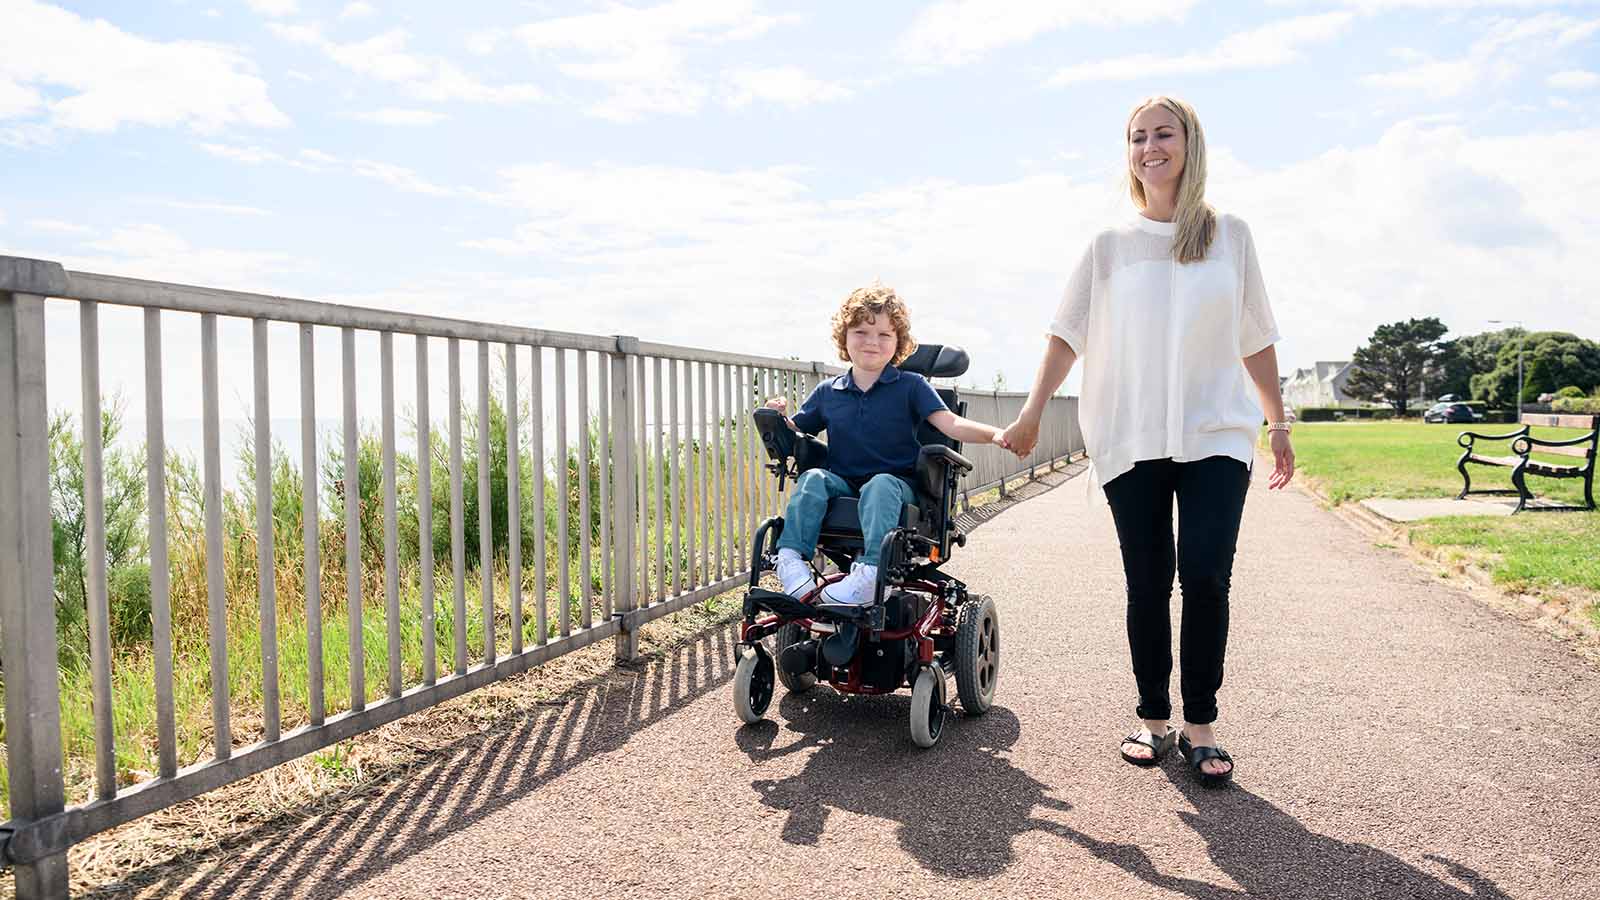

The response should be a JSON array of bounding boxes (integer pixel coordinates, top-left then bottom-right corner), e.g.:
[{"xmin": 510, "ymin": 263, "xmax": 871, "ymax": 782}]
[
  {"xmin": 753, "ymin": 407, "xmax": 829, "ymax": 482},
  {"xmin": 916, "ymin": 445, "xmax": 972, "ymax": 498},
  {"xmin": 753, "ymin": 407, "xmax": 797, "ymax": 461}
]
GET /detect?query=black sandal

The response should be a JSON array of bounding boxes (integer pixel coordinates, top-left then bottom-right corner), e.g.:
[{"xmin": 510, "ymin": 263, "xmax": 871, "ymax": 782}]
[
  {"xmin": 1119, "ymin": 725, "xmax": 1177, "ymax": 767},
  {"xmin": 1178, "ymin": 732, "xmax": 1234, "ymax": 787}
]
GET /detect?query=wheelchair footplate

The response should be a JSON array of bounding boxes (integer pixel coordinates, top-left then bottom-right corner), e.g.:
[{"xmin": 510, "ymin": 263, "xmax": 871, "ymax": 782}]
[{"xmin": 743, "ymin": 587, "xmax": 885, "ymax": 630}]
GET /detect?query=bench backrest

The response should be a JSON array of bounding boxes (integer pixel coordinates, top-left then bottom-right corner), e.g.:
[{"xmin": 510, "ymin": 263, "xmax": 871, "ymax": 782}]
[{"xmin": 1518, "ymin": 413, "xmax": 1599, "ymax": 458}]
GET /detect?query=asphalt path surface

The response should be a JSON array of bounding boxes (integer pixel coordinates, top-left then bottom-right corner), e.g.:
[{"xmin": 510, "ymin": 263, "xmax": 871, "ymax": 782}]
[{"xmin": 133, "ymin": 463, "xmax": 1600, "ymax": 899}]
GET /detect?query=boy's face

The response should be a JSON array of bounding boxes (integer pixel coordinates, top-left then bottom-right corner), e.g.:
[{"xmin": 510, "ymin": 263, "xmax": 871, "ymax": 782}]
[{"xmin": 845, "ymin": 314, "xmax": 899, "ymax": 372}]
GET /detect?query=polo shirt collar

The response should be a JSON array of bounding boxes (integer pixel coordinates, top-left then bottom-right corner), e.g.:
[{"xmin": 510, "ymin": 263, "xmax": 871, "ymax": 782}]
[{"xmin": 832, "ymin": 364, "xmax": 901, "ymax": 392}]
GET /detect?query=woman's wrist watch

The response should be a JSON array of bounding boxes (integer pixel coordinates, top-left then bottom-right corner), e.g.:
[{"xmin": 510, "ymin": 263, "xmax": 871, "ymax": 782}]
[{"xmin": 1267, "ymin": 421, "xmax": 1292, "ymax": 434}]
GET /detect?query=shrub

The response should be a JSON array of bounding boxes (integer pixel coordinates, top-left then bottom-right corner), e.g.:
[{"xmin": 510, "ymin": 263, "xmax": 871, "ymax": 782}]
[
  {"xmin": 1295, "ymin": 407, "xmax": 1342, "ymax": 422},
  {"xmin": 1552, "ymin": 396, "xmax": 1600, "ymax": 414},
  {"xmin": 1556, "ymin": 385, "xmax": 1586, "ymax": 399},
  {"xmin": 107, "ymin": 562, "xmax": 153, "ymax": 647}
]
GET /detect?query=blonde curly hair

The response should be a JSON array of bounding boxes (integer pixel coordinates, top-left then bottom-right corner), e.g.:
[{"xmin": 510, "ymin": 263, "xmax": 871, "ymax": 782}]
[{"xmin": 830, "ymin": 283, "xmax": 917, "ymax": 365}]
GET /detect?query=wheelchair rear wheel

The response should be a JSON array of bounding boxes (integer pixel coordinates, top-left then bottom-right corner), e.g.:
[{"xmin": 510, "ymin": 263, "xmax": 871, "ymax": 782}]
[{"xmin": 954, "ymin": 595, "xmax": 999, "ymax": 715}]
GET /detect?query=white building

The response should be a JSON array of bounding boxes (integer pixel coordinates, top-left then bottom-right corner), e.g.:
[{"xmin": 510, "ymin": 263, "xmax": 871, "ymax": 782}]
[{"xmin": 1282, "ymin": 361, "xmax": 1358, "ymax": 410}]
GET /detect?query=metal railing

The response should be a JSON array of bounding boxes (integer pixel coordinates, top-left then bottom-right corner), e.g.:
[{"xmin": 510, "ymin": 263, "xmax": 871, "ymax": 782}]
[{"xmin": 0, "ymin": 254, "xmax": 1081, "ymax": 896}]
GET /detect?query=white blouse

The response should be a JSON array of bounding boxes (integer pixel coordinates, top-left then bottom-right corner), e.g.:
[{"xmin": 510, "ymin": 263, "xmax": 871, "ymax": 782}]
[{"xmin": 1048, "ymin": 212, "xmax": 1279, "ymax": 487}]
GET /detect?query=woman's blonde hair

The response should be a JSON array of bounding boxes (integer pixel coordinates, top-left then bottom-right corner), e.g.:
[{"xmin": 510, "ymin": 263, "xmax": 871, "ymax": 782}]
[
  {"xmin": 1126, "ymin": 95, "xmax": 1216, "ymax": 264},
  {"xmin": 831, "ymin": 283, "xmax": 917, "ymax": 365}
]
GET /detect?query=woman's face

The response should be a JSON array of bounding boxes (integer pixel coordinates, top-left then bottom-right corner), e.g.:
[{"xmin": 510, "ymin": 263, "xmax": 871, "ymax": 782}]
[{"xmin": 1128, "ymin": 104, "xmax": 1186, "ymax": 195}]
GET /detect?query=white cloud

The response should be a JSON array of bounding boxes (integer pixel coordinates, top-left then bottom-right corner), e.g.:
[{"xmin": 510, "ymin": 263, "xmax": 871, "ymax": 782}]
[
  {"xmin": 246, "ymin": 0, "xmax": 298, "ymax": 16},
  {"xmin": 897, "ymin": 1, "xmax": 1198, "ymax": 67},
  {"xmin": 352, "ymin": 107, "xmax": 448, "ymax": 126},
  {"xmin": 722, "ymin": 67, "xmax": 851, "ymax": 109},
  {"xmin": 510, "ymin": 0, "xmax": 801, "ymax": 120},
  {"xmin": 200, "ymin": 142, "xmax": 307, "ymax": 166},
  {"xmin": 27, "ymin": 219, "xmax": 93, "ymax": 234},
  {"xmin": 1365, "ymin": 13, "xmax": 1600, "ymax": 98},
  {"xmin": 339, "ymin": 1, "xmax": 376, "ymax": 20},
  {"xmin": 155, "ymin": 199, "xmax": 271, "ymax": 216},
  {"xmin": 1045, "ymin": 12, "xmax": 1354, "ymax": 86},
  {"xmin": 199, "ymin": 141, "xmax": 485, "ymax": 199},
  {"xmin": 449, "ymin": 121, "xmax": 1599, "ymax": 391},
  {"xmin": 58, "ymin": 224, "xmax": 294, "ymax": 287},
  {"xmin": 0, "ymin": 0, "xmax": 289, "ymax": 133},
  {"xmin": 1548, "ymin": 69, "xmax": 1599, "ymax": 89},
  {"xmin": 270, "ymin": 25, "xmax": 545, "ymax": 104}
]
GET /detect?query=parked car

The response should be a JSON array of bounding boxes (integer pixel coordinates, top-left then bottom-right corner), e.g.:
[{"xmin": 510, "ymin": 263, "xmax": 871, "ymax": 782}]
[{"xmin": 1423, "ymin": 402, "xmax": 1482, "ymax": 424}]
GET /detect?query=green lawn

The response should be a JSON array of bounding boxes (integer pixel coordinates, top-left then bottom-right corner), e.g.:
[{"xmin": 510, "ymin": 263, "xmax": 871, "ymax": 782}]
[
  {"xmin": 1288, "ymin": 420, "xmax": 1593, "ymax": 506},
  {"xmin": 1289, "ymin": 421, "xmax": 1599, "ymax": 601}
]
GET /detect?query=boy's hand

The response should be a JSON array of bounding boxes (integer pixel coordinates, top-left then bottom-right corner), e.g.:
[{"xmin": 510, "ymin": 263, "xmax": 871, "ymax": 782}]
[{"xmin": 764, "ymin": 397, "xmax": 787, "ymax": 413}]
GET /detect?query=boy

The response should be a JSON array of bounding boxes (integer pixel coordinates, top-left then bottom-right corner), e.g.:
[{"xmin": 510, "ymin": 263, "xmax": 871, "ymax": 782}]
[{"xmin": 765, "ymin": 284, "xmax": 1007, "ymax": 606}]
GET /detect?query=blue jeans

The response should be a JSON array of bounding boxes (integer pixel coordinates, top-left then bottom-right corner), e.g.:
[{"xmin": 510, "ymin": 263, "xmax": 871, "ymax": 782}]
[{"xmin": 774, "ymin": 469, "xmax": 918, "ymax": 566}]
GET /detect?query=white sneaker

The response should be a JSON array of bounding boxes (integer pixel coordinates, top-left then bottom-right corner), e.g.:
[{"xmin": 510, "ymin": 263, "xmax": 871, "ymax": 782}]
[
  {"xmin": 822, "ymin": 563, "xmax": 879, "ymax": 606},
  {"xmin": 775, "ymin": 548, "xmax": 816, "ymax": 597}
]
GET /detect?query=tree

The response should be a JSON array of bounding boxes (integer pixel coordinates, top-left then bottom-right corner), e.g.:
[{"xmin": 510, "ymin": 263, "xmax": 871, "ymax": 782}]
[
  {"xmin": 1470, "ymin": 331, "xmax": 1600, "ymax": 406},
  {"xmin": 1344, "ymin": 317, "xmax": 1450, "ymax": 413},
  {"xmin": 1433, "ymin": 327, "xmax": 1520, "ymax": 400}
]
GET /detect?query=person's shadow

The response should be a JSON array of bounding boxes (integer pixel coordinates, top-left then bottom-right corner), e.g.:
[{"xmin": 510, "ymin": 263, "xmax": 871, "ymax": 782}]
[
  {"xmin": 1138, "ymin": 763, "xmax": 1510, "ymax": 899},
  {"xmin": 737, "ymin": 691, "xmax": 1074, "ymax": 878}
]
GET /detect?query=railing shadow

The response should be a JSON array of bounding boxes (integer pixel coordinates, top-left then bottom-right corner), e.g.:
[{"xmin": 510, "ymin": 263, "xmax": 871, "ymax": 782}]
[{"xmin": 94, "ymin": 621, "xmax": 746, "ymax": 899}]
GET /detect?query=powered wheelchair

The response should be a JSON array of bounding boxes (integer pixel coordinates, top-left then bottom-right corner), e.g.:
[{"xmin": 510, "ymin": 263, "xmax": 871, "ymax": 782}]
[{"xmin": 731, "ymin": 344, "xmax": 1001, "ymax": 748}]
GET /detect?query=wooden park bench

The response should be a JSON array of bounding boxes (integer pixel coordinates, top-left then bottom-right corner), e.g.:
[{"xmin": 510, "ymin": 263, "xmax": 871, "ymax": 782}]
[{"xmin": 1456, "ymin": 413, "xmax": 1597, "ymax": 513}]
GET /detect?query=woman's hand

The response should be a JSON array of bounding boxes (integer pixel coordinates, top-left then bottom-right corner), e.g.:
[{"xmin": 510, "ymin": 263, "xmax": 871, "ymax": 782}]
[
  {"xmin": 1002, "ymin": 417, "xmax": 1040, "ymax": 458},
  {"xmin": 1267, "ymin": 430, "xmax": 1295, "ymax": 489},
  {"xmin": 764, "ymin": 396, "xmax": 787, "ymax": 413}
]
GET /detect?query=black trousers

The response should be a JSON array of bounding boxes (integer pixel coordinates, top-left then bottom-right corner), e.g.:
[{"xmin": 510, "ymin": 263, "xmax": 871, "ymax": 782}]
[{"xmin": 1102, "ymin": 455, "xmax": 1250, "ymax": 725}]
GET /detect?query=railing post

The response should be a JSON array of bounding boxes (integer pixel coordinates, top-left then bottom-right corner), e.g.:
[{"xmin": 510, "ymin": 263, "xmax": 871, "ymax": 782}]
[
  {"xmin": 0, "ymin": 257, "xmax": 71, "ymax": 897},
  {"xmin": 611, "ymin": 336, "xmax": 640, "ymax": 662}
]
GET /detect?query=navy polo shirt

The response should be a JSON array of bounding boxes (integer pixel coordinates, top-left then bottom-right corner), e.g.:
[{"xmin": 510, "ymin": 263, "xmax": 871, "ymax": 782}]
[{"xmin": 791, "ymin": 364, "xmax": 948, "ymax": 483}]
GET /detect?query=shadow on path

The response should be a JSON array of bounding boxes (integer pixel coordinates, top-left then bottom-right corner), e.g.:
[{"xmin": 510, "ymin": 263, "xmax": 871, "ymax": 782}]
[
  {"xmin": 1048, "ymin": 762, "xmax": 1513, "ymax": 899},
  {"xmin": 738, "ymin": 692, "xmax": 1074, "ymax": 878},
  {"xmin": 98, "ymin": 622, "xmax": 746, "ymax": 899},
  {"xmin": 740, "ymin": 690, "xmax": 1509, "ymax": 897}
]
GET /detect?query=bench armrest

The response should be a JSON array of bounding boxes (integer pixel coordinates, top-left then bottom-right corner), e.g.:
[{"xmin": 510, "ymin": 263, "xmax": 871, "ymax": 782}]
[
  {"xmin": 1521, "ymin": 432, "xmax": 1599, "ymax": 449},
  {"xmin": 1457, "ymin": 426, "xmax": 1529, "ymax": 449}
]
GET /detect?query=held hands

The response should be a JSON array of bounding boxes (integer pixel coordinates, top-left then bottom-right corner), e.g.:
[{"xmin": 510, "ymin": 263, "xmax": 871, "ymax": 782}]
[
  {"xmin": 1000, "ymin": 417, "xmax": 1040, "ymax": 459},
  {"xmin": 1267, "ymin": 430, "xmax": 1295, "ymax": 490}
]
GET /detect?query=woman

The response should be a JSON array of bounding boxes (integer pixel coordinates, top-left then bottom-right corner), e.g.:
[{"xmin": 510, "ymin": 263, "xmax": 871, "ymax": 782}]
[{"xmin": 1001, "ymin": 96, "xmax": 1294, "ymax": 787}]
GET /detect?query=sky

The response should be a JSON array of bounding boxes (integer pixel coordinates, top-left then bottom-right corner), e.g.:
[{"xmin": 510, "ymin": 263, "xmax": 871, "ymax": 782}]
[{"xmin": 3, "ymin": 0, "xmax": 1599, "ymax": 444}]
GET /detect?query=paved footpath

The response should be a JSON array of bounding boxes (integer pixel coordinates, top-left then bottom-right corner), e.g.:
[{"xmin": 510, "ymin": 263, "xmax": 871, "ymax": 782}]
[{"xmin": 136, "ymin": 465, "xmax": 1600, "ymax": 899}]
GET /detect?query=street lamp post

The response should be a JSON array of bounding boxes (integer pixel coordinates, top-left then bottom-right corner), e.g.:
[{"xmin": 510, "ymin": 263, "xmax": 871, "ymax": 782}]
[{"xmin": 1488, "ymin": 319, "xmax": 1525, "ymax": 411}]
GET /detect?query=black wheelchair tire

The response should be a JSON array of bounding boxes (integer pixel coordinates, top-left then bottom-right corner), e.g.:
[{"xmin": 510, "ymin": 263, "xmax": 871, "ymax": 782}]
[{"xmin": 954, "ymin": 595, "xmax": 999, "ymax": 715}]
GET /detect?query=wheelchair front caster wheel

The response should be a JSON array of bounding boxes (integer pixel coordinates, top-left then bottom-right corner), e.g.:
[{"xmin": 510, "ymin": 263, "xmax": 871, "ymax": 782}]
[
  {"xmin": 909, "ymin": 666, "xmax": 947, "ymax": 748},
  {"xmin": 734, "ymin": 645, "xmax": 775, "ymax": 724}
]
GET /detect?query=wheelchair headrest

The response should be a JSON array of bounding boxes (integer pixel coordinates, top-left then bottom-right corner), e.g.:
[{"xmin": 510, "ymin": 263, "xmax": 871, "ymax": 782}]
[{"xmin": 898, "ymin": 343, "xmax": 969, "ymax": 379}]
